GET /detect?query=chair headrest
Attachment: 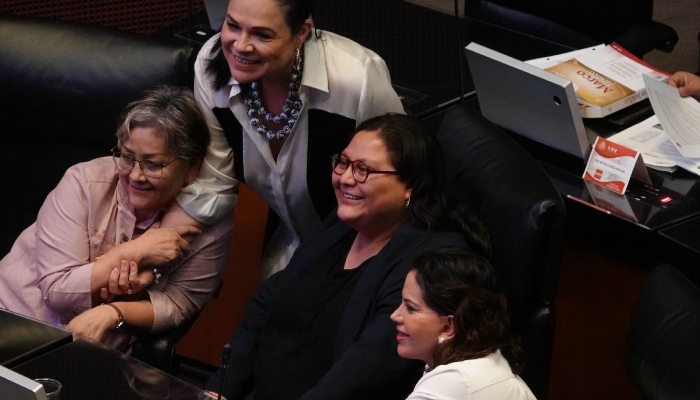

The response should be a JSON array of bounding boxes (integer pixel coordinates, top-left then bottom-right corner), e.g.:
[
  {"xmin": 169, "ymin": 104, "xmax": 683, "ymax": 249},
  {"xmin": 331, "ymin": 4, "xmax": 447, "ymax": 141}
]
[{"xmin": 0, "ymin": 15, "xmax": 195, "ymax": 151}]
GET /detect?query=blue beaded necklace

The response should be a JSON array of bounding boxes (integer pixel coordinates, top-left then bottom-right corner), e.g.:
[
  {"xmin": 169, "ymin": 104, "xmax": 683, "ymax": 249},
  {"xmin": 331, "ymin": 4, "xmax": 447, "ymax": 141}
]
[{"xmin": 244, "ymin": 48, "xmax": 304, "ymax": 140}]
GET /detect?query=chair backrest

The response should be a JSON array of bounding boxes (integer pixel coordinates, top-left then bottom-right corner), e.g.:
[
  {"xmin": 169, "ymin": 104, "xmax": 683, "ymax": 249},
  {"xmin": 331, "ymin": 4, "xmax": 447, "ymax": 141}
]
[
  {"xmin": 0, "ymin": 14, "xmax": 196, "ymax": 373},
  {"xmin": 626, "ymin": 264, "xmax": 700, "ymax": 400},
  {"xmin": 464, "ymin": 0, "xmax": 676, "ymax": 57},
  {"xmin": 437, "ymin": 104, "xmax": 566, "ymax": 399},
  {"xmin": 0, "ymin": 14, "xmax": 195, "ymax": 255}
]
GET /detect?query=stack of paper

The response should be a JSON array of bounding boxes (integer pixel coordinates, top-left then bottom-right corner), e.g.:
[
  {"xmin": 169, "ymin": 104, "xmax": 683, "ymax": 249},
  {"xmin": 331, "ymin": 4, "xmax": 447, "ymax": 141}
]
[
  {"xmin": 607, "ymin": 75, "xmax": 700, "ymax": 177},
  {"xmin": 527, "ymin": 43, "xmax": 669, "ymax": 118}
]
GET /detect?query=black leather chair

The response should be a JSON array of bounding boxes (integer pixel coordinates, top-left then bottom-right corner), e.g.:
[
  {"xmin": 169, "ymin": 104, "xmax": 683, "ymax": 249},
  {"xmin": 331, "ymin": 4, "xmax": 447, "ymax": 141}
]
[
  {"xmin": 626, "ymin": 264, "xmax": 700, "ymax": 399},
  {"xmin": 0, "ymin": 14, "xmax": 198, "ymax": 374},
  {"xmin": 464, "ymin": 0, "xmax": 678, "ymax": 58},
  {"xmin": 437, "ymin": 104, "xmax": 566, "ymax": 399}
]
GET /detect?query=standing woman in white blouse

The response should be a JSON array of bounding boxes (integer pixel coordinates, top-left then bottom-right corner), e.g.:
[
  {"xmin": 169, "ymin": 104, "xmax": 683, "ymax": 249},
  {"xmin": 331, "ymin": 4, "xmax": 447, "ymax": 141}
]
[
  {"xmin": 163, "ymin": 0, "xmax": 404, "ymax": 278},
  {"xmin": 391, "ymin": 247, "xmax": 537, "ymax": 400}
]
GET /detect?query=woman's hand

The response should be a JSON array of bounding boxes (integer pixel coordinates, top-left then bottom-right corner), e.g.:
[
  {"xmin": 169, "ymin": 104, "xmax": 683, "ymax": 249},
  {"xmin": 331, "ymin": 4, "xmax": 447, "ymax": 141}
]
[
  {"xmin": 66, "ymin": 304, "xmax": 119, "ymax": 342},
  {"xmin": 100, "ymin": 260, "xmax": 154, "ymax": 302},
  {"xmin": 668, "ymin": 71, "xmax": 700, "ymax": 101},
  {"xmin": 126, "ymin": 225, "xmax": 201, "ymax": 268}
]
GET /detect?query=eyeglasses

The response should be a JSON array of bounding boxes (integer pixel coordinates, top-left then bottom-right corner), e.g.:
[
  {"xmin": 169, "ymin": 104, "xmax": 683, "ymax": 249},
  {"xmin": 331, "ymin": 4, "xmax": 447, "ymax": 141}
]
[
  {"xmin": 111, "ymin": 146, "xmax": 178, "ymax": 179},
  {"xmin": 331, "ymin": 154, "xmax": 399, "ymax": 183}
]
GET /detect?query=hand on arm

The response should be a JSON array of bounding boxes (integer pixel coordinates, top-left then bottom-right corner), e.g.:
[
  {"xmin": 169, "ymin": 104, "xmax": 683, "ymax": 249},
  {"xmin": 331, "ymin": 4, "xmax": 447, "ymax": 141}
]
[
  {"xmin": 160, "ymin": 201, "xmax": 205, "ymax": 239},
  {"xmin": 66, "ymin": 300, "xmax": 155, "ymax": 341},
  {"xmin": 668, "ymin": 71, "xmax": 700, "ymax": 101},
  {"xmin": 90, "ymin": 225, "xmax": 200, "ymax": 305},
  {"xmin": 99, "ymin": 260, "xmax": 154, "ymax": 303}
]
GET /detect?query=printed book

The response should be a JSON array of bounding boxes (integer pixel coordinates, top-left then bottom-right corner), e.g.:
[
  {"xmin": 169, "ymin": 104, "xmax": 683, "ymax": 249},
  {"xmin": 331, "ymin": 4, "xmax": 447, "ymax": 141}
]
[{"xmin": 532, "ymin": 43, "xmax": 669, "ymax": 118}]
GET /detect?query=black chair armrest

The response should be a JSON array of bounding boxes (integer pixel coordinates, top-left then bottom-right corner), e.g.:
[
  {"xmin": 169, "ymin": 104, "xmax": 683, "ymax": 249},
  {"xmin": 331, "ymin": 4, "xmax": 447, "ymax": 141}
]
[
  {"xmin": 614, "ymin": 20, "xmax": 678, "ymax": 58},
  {"xmin": 130, "ymin": 315, "xmax": 199, "ymax": 374}
]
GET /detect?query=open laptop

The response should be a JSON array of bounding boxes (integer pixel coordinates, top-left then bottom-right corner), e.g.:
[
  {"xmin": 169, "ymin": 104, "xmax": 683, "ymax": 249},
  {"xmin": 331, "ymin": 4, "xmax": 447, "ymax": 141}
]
[
  {"xmin": 465, "ymin": 42, "xmax": 591, "ymax": 160},
  {"xmin": 0, "ymin": 366, "xmax": 47, "ymax": 400}
]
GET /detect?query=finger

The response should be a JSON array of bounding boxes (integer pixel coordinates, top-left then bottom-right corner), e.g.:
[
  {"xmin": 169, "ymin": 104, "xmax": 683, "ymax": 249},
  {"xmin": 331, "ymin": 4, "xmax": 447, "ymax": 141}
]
[
  {"xmin": 119, "ymin": 260, "xmax": 130, "ymax": 290},
  {"xmin": 137, "ymin": 269, "xmax": 155, "ymax": 288},
  {"xmin": 108, "ymin": 267, "xmax": 120, "ymax": 294},
  {"xmin": 100, "ymin": 287, "xmax": 115, "ymax": 303},
  {"xmin": 179, "ymin": 238, "xmax": 191, "ymax": 255},
  {"xmin": 128, "ymin": 261, "xmax": 142, "ymax": 292},
  {"xmin": 129, "ymin": 261, "xmax": 138, "ymax": 281},
  {"xmin": 175, "ymin": 225, "xmax": 202, "ymax": 244},
  {"xmin": 175, "ymin": 225, "xmax": 202, "ymax": 237}
]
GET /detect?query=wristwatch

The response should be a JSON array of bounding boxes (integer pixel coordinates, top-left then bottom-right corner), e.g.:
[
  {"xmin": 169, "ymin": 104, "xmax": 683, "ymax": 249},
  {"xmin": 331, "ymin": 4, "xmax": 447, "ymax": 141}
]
[{"xmin": 104, "ymin": 303, "xmax": 127, "ymax": 333}]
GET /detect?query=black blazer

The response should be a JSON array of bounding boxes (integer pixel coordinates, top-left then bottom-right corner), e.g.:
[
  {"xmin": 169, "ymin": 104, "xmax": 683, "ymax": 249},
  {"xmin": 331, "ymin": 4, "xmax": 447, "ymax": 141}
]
[{"xmin": 207, "ymin": 212, "xmax": 469, "ymax": 400}]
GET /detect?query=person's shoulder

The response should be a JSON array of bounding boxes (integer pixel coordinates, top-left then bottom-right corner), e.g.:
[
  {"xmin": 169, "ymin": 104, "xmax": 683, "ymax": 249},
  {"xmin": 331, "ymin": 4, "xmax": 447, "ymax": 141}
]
[
  {"xmin": 432, "ymin": 353, "xmax": 535, "ymax": 399},
  {"xmin": 66, "ymin": 157, "xmax": 116, "ymax": 181},
  {"xmin": 196, "ymin": 33, "xmax": 221, "ymax": 63},
  {"xmin": 312, "ymin": 30, "xmax": 384, "ymax": 65}
]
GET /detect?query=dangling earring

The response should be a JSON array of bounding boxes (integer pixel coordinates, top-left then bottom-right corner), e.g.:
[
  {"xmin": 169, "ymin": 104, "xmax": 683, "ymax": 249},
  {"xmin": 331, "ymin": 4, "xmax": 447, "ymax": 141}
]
[
  {"xmin": 438, "ymin": 337, "xmax": 445, "ymax": 345},
  {"xmin": 405, "ymin": 196, "xmax": 411, "ymax": 209},
  {"xmin": 294, "ymin": 48, "xmax": 302, "ymax": 71}
]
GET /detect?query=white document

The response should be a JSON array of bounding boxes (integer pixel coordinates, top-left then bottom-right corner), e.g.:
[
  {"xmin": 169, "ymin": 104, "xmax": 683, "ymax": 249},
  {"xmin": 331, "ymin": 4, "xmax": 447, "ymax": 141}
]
[
  {"xmin": 609, "ymin": 114, "xmax": 700, "ymax": 176},
  {"xmin": 526, "ymin": 44, "xmax": 605, "ymax": 69},
  {"xmin": 643, "ymin": 74, "xmax": 700, "ymax": 158}
]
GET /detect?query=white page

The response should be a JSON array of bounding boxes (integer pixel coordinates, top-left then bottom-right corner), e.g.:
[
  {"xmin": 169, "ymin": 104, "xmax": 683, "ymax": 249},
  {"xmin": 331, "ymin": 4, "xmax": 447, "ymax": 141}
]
[
  {"xmin": 525, "ymin": 44, "xmax": 605, "ymax": 69},
  {"xmin": 609, "ymin": 114, "xmax": 700, "ymax": 176},
  {"xmin": 643, "ymin": 74, "xmax": 700, "ymax": 158},
  {"xmin": 608, "ymin": 115, "xmax": 677, "ymax": 168}
]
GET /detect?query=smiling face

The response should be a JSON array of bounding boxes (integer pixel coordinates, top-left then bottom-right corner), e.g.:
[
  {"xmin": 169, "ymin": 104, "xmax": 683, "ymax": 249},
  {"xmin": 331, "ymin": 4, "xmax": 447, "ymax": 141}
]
[
  {"xmin": 117, "ymin": 126, "xmax": 198, "ymax": 222},
  {"xmin": 332, "ymin": 129, "xmax": 412, "ymax": 239},
  {"xmin": 221, "ymin": 0, "xmax": 311, "ymax": 86},
  {"xmin": 390, "ymin": 270, "xmax": 454, "ymax": 368}
]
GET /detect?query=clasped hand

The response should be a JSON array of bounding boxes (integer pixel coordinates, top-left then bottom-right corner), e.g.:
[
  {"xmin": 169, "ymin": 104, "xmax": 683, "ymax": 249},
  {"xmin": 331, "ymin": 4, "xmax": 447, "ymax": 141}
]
[
  {"xmin": 99, "ymin": 225, "xmax": 200, "ymax": 300},
  {"xmin": 99, "ymin": 260, "xmax": 153, "ymax": 302},
  {"xmin": 130, "ymin": 225, "xmax": 201, "ymax": 268}
]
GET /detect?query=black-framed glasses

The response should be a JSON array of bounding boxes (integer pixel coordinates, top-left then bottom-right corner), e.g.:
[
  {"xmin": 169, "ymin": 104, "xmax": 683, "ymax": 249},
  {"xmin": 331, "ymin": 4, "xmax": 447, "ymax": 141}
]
[
  {"xmin": 111, "ymin": 146, "xmax": 178, "ymax": 179},
  {"xmin": 331, "ymin": 154, "xmax": 399, "ymax": 183}
]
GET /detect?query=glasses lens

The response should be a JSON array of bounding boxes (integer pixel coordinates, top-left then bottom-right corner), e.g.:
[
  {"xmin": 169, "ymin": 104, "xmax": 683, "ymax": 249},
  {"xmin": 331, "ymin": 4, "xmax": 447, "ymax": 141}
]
[
  {"xmin": 332, "ymin": 154, "xmax": 348, "ymax": 174},
  {"xmin": 352, "ymin": 161, "xmax": 369, "ymax": 183},
  {"xmin": 112, "ymin": 152, "xmax": 134, "ymax": 171},
  {"xmin": 141, "ymin": 161, "xmax": 163, "ymax": 178}
]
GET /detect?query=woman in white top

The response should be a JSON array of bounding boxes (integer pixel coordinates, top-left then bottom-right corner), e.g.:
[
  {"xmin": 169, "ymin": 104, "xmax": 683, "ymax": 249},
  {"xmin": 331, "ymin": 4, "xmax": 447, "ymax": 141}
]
[
  {"xmin": 391, "ymin": 247, "xmax": 537, "ymax": 400},
  {"xmin": 164, "ymin": 0, "xmax": 404, "ymax": 278}
]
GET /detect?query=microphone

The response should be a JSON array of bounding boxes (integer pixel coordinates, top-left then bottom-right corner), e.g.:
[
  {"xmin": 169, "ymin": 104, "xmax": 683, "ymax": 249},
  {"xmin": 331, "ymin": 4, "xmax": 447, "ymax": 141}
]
[{"xmin": 217, "ymin": 343, "xmax": 232, "ymax": 400}]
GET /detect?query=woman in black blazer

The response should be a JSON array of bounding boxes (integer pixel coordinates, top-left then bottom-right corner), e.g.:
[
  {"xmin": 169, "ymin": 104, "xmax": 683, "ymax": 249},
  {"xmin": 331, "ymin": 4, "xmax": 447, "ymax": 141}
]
[{"xmin": 204, "ymin": 114, "xmax": 490, "ymax": 400}]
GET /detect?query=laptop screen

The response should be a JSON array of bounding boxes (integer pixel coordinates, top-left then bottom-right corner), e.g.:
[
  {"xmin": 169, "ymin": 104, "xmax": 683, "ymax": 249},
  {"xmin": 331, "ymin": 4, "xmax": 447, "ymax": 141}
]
[{"xmin": 465, "ymin": 42, "xmax": 590, "ymax": 160}]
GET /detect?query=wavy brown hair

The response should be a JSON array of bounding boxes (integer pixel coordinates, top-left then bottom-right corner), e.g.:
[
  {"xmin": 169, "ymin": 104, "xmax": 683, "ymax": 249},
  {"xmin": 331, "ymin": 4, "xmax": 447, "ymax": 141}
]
[{"xmin": 411, "ymin": 246, "xmax": 523, "ymax": 374}]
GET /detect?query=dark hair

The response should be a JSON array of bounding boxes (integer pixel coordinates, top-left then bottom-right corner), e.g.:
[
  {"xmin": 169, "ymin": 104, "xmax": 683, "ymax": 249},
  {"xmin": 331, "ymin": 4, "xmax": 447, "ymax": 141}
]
[
  {"xmin": 412, "ymin": 246, "xmax": 524, "ymax": 374},
  {"xmin": 354, "ymin": 114, "xmax": 491, "ymax": 257},
  {"xmin": 206, "ymin": 0, "xmax": 315, "ymax": 90},
  {"xmin": 116, "ymin": 85, "xmax": 209, "ymax": 164}
]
